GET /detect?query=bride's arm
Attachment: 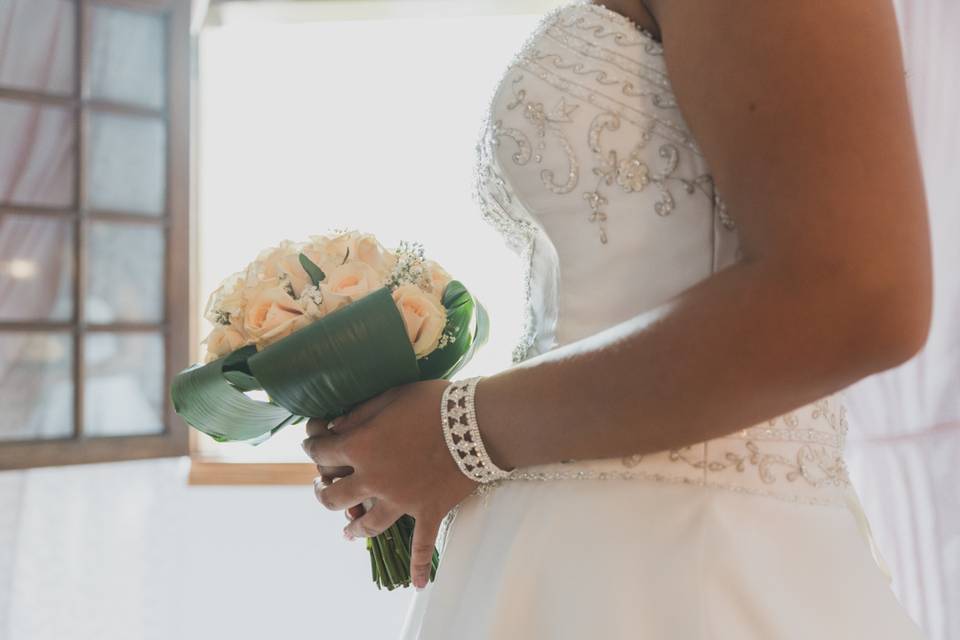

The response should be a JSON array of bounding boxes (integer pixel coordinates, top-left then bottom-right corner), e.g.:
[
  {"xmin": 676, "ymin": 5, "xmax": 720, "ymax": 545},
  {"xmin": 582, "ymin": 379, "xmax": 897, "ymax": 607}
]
[
  {"xmin": 480, "ymin": 0, "xmax": 931, "ymax": 469},
  {"xmin": 477, "ymin": 0, "xmax": 931, "ymax": 467},
  {"xmin": 303, "ymin": 0, "xmax": 931, "ymax": 589}
]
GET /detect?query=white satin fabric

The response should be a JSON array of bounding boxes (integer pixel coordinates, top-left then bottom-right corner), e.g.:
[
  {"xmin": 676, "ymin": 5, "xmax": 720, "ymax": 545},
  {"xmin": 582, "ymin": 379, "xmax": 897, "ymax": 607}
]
[{"xmin": 402, "ymin": 3, "xmax": 926, "ymax": 637}]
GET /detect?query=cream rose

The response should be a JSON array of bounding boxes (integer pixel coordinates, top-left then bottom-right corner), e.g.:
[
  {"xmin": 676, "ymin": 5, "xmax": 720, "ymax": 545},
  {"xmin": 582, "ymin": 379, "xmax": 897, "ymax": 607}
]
[
  {"xmin": 204, "ymin": 326, "xmax": 247, "ymax": 363},
  {"xmin": 278, "ymin": 253, "xmax": 315, "ymax": 296},
  {"xmin": 306, "ymin": 233, "xmax": 353, "ymax": 274},
  {"xmin": 203, "ymin": 273, "xmax": 245, "ymax": 327},
  {"xmin": 320, "ymin": 261, "xmax": 383, "ymax": 310},
  {"xmin": 248, "ymin": 241, "xmax": 294, "ymax": 278},
  {"xmin": 243, "ymin": 282, "xmax": 309, "ymax": 348},
  {"xmin": 307, "ymin": 231, "xmax": 395, "ymax": 278},
  {"xmin": 392, "ymin": 284, "xmax": 447, "ymax": 357},
  {"xmin": 350, "ymin": 233, "xmax": 395, "ymax": 276},
  {"xmin": 247, "ymin": 242, "xmax": 315, "ymax": 297},
  {"xmin": 422, "ymin": 260, "xmax": 452, "ymax": 295}
]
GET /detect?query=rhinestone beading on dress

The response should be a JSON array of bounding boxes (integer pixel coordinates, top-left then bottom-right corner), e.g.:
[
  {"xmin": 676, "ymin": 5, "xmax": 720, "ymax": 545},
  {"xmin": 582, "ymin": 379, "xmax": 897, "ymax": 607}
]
[{"xmin": 473, "ymin": 394, "xmax": 852, "ymax": 507}]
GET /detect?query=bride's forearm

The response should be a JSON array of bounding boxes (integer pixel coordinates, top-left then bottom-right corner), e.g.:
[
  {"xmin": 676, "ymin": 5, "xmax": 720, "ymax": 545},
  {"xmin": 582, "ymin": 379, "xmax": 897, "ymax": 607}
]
[{"xmin": 475, "ymin": 258, "xmax": 926, "ymax": 471}]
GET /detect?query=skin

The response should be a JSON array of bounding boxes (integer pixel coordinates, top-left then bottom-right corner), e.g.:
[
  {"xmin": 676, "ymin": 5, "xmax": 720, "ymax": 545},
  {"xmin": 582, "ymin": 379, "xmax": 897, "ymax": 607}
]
[{"xmin": 303, "ymin": 0, "xmax": 932, "ymax": 589}]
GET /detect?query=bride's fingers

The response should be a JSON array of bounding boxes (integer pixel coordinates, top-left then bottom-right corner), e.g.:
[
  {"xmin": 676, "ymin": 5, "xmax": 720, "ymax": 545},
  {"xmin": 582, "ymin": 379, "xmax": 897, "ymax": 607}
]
[
  {"xmin": 343, "ymin": 504, "xmax": 403, "ymax": 540},
  {"xmin": 317, "ymin": 465, "xmax": 353, "ymax": 482},
  {"xmin": 305, "ymin": 420, "xmax": 352, "ymax": 470},
  {"xmin": 302, "ymin": 433, "xmax": 351, "ymax": 467},
  {"xmin": 327, "ymin": 387, "xmax": 401, "ymax": 434},
  {"xmin": 314, "ymin": 475, "xmax": 368, "ymax": 511},
  {"xmin": 410, "ymin": 514, "xmax": 442, "ymax": 590},
  {"xmin": 305, "ymin": 417, "xmax": 339, "ymax": 438}
]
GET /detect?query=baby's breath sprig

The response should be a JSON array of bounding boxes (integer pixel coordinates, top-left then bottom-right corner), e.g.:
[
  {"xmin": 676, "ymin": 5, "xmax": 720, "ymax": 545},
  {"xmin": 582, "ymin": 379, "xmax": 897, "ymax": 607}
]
[
  {"xmin": 386, "ymin": 241, "xmax": 428, "ymax": 291},
  {"xmin": 302, "ymin": 285, "xmax": 324, "ymax": 307},
  {"xmin": 436, "ymin": 330, "xmax": 457, "ymax": 350}
]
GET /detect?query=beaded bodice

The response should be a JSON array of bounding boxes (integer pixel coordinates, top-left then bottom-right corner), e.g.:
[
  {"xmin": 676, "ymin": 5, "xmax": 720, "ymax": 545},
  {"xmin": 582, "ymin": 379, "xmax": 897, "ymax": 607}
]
[{"xmin": 475, "ymin": 2, "xmax": 852, "ymax": 506}]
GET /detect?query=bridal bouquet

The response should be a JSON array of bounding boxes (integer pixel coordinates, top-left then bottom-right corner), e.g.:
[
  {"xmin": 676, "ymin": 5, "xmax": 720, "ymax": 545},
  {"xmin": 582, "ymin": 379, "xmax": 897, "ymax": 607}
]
[{"xmin": 171, "ymin": 230, "xmax": 488, "ymax": 589}]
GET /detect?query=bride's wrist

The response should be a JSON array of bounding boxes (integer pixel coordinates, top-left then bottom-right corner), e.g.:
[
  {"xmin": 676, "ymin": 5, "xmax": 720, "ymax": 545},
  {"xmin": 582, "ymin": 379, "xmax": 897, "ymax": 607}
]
[{"xmin": 440, "ymin": 377, "xmax": 513, "ymax": 483}]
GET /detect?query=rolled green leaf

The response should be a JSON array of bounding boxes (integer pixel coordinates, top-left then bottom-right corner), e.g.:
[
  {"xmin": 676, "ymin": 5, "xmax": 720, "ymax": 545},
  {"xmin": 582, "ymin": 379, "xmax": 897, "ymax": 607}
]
[
  {"xmin": 170, "ymin": 347, "xmax": 296, "ymax": 444},
  {"xmin": 249, "ymin": 287, "xmax": 421, "ymax": 420},
  {"xmin": 172, "ymin": 283, "xmax": 485, "ymax": 443}
]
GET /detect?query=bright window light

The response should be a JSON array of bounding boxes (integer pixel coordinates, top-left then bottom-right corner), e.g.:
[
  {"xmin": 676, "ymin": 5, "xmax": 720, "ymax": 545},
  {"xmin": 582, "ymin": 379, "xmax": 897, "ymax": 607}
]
[{"xmin": 198, "ymin": 7, "xmax": 545, "ymax": 460}]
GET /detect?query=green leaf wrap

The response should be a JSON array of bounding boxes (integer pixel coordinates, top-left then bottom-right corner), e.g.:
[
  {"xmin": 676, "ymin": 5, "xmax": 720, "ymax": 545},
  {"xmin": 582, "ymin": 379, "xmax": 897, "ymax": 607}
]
[
  {"xmin": 248, "ymin": 287, "xmax": 420, "ymax": 419},
  {"xmin": 170, "ymin": 346, "xmax": 297, "ymax": 444},
  {"xmin": 172, "ymin": 282, "xmax": 485, "ymax": 443},
  {"xmin": 171, "ymin": 280, "xmax": 484, "ymax": 590}
]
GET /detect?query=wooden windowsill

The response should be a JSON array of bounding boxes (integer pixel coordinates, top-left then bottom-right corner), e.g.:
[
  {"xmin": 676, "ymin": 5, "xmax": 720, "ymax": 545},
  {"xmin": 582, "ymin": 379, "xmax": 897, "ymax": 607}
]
[{"xmin": 188, "ymin": 459, "xmax": 317, "ymax": 485}]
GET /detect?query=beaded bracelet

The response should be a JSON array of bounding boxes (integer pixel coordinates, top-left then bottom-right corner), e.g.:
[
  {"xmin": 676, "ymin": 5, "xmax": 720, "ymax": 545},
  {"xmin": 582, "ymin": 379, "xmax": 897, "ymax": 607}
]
[{"xmin": 440, "ymin": 377, "xmax": 512, "ymax": 483}]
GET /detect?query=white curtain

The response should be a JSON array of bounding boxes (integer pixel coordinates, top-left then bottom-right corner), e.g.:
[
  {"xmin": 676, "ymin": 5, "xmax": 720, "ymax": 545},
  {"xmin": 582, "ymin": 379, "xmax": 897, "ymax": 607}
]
[{"xmin": 0, "ymin": 0, "xmax": 76, "ymax": 441}]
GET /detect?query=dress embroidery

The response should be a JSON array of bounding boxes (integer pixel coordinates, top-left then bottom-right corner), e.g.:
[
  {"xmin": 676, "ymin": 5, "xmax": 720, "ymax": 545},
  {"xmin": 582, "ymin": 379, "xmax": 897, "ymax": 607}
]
[
  {"xmin": 493, "ymin": 395, "xmax": 851, "ymax": 507},
  {"xmin": 484, "ymin": 3, "xmax": 730, "ymax": 244},
  {"xmin": 474, "ymin": 118, "xmax": 540, "ymax": 364},
  {"xmin": 583, "ymin": 111, "xmax": 722, "ymax": 241},
  {"xmin": 505, "ymin": 79, "xmax": 581, "ymax": 195},
  {"xmin": 497, "ymin": 69, "xmax": 723, "ymax": 243}
]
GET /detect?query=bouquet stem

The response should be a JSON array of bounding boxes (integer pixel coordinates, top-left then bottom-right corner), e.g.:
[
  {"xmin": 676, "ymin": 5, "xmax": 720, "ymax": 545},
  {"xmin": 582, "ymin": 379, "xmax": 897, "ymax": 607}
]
[{"xmin": 367, "ymin": 515, "xmax": 439, "ymax": 590}]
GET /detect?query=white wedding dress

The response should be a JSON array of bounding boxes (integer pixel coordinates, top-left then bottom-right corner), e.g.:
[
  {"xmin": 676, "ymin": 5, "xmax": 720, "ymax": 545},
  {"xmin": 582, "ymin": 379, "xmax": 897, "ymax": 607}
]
[{"xmin": 402, "ymin": 3, "xmax": 925, "ymax": 638}]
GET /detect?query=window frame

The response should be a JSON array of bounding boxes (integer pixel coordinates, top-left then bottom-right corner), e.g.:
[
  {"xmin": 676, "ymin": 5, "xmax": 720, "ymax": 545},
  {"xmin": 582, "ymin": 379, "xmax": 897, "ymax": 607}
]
[{"xmin": 0, "ymin": 0, "xmax": 193, "ymax": 470}]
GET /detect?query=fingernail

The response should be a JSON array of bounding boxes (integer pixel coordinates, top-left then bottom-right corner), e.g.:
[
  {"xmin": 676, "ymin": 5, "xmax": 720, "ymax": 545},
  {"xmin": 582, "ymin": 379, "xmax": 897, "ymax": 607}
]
[{"xmin": 413, "ymin": 572, "xmax": 427, "ymax": 590}]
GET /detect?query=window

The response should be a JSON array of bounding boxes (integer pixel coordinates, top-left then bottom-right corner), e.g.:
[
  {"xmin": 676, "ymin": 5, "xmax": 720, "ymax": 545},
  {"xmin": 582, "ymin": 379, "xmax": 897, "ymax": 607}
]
[
  {"xmin": 0, "ymin": 0, "xmax": 192, "ymax": 469},
  {"xmin": 190, "ymin": 1, "xmax": 558, "ymax": 483}
]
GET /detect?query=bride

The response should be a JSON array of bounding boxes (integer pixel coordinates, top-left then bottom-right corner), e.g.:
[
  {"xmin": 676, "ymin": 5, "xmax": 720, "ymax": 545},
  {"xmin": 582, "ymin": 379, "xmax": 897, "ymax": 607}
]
[{"xmin": 303, "ymin": 0, "xmax": 930, "ymax": 637}]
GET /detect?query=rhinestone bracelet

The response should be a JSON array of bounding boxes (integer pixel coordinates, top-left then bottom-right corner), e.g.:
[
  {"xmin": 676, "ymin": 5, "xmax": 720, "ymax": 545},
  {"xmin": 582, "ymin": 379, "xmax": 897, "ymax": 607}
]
[{"xmin": 440, "ymin": 377, "xmax": 512, "ymax": 483}]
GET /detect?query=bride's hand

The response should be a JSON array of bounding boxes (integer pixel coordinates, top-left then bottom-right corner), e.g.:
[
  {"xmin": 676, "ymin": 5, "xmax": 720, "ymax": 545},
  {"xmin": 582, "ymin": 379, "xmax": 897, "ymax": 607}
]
[{"xmin": 302, "ymin": 379, "xmax": 477, "ymax": 589}]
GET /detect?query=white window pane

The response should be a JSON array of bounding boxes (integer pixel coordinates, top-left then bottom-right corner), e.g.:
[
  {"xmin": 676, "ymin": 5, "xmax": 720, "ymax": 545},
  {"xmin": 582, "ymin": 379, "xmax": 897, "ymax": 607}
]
[
  {"xmin": 0, "ymin": 214, "xmax": 73, "ymax": 321},
  {"xmin": 0, "ymin": 99, "xmax": 75, "ymax": 208},
  {"xmin": 85, "ymin": 221, "xmax": 164, "ymax": 324},
  {"xmin": 0, "ymin": 0, "xmax": 75, "ymax": 95},
  {"xmin": 0, "ymin": 332, "xmax": 73, "ymax": 441},
  {"xmin": 86, "ymin": 112, "xmax": 166, "ymax": 215},
  {"xmin": 84, "ymin": 332, "xmax": 164, "ymax": 437},
  {"xmin": 87, "ymin": 5, "xmax": 166, "ymax": 110}
]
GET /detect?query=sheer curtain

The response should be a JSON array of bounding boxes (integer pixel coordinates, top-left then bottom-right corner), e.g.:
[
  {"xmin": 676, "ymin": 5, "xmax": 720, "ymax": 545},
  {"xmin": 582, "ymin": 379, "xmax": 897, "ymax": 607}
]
[
  {"xmin": 0, "ymin": 0, "xmax": 76, "ymax": 441},
  {"xmin": 843, "ymin": 1, "xmax": 960, "ymax": 638}
]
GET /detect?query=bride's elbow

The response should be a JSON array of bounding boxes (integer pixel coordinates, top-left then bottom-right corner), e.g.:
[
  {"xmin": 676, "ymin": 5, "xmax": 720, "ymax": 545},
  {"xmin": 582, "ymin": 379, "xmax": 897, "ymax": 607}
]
[{"xmin": 836, "ymin": 273, "xmax": 932, "ymax": 374}]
